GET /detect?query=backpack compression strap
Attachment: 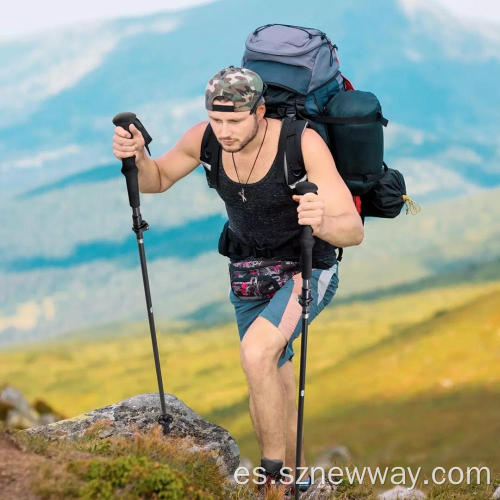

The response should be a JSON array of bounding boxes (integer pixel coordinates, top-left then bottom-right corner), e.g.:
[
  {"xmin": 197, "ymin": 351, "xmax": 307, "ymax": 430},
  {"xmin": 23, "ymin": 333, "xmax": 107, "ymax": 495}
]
[{"xmin": 200, "ymin": 123, "xmax": 220, "ymax": 189}]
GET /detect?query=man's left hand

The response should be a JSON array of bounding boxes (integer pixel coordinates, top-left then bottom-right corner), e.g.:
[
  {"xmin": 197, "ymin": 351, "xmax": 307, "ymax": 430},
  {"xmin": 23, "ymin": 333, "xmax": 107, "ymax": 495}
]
[{"xmin": 292, "ymin": 192, "xmax": 325, "ymax": 236}]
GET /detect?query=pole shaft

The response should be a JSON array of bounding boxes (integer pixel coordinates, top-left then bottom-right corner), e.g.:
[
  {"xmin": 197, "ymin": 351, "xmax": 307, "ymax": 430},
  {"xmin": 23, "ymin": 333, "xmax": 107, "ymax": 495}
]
[
  {"xmin": 136, "ymin": 231, "xmax": 167, "ymax": 416},
  {"xmin": 295, "ymin": 311, "xmax": 309, "ymax": 499}
]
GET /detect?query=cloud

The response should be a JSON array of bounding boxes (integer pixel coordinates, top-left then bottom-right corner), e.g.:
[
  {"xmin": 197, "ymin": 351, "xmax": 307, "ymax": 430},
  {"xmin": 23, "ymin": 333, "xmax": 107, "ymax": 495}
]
[
  {"xmin": 131, "ymin": 96, "xmax": 206, "ymax": 147},
  {"xmin": 385, "ymin": 122, "xmax": 434, "ymax": 150},
  {"xmin": 403, "ymin": 48, "xmax": 424, "ymax": 62},
  {"xmin": 169, "ymin": 96, "xmax": 206, "ymax": 120},
  {"xmin": 0, "ymin": 1, "xmax": 216, "ymax": 40},
  {"xmin": 398, "ymin": 0, "xmax": 500, "ymax": 62},
  {"xmin": 437, "ymin": 146, "xmax": 482, "ymax": 165},
  {"xmin": 0, "ymin": 24, "xmax": 119, "ymax": 123},
  {"xmin": 2, "ymin": 145, "xmax": 83, "ymax": 170},
  {"xmin": 0, "ymin": 298, "xmax": 55, "ymax": 331},
  {"xmin": 122, "ymin": 19, "xmax": 179, "ymax": 36},
  {"xmin": 0, "ymin": 18, "xmax": 179, "ymax": 126},
  {"xmin": 392, "ymin": 157, "xmax": 478, "ymax": 197}
]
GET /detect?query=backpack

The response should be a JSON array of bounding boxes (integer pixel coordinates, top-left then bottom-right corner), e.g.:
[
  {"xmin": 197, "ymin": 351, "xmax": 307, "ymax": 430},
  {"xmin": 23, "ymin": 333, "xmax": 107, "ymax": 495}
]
[{"xmin": 242, "ymin": 23, "xmax": 419, "ymax": 218}]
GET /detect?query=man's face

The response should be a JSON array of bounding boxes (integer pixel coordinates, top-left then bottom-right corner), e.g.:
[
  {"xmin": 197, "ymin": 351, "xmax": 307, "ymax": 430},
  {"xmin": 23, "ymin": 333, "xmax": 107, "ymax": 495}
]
[{"xmin": 207, "ymin": 101, "xmax": 259, "ymax": 153}]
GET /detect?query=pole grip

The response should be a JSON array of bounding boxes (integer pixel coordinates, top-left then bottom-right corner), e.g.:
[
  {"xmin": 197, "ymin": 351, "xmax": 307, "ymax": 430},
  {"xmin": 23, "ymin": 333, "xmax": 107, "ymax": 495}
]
[
  {"xmin": 294, "ymin": 181, "xmax": 318, "ymax": 280},
  {"xmin": 112, "ymin": 112, "xmax": 152, "ymax": 209},
  {"xmin": 121, "ymin": 157, "xmax": 140, "ymax": 209}
]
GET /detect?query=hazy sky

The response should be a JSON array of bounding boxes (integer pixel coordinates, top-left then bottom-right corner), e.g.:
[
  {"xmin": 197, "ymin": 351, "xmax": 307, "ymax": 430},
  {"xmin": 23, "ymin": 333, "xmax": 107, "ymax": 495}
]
[{"xmin": 1, "ymin": 0, "xmax": 498, "ymax": 40}]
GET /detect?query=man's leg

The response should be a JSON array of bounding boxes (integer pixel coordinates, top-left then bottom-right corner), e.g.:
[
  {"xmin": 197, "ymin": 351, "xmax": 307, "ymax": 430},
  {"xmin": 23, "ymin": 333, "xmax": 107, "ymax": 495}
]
[
  {"xmin": 240, "ymin": 316, "xmax": 289, "ymax": 461},
  {"xmin": 248, "ymin": 390, "xmax": 263, "ymax": 450},
  {"xmin": 247, "ymin": 361, "xmax": 303, "ymax": 461},
  {"xmin": 279, "ymin": 359, "xmax": 307, "ymax": 479},
  {"xmin": 241, "ymin": 318, "xmax": 305, "ymax": 471}
]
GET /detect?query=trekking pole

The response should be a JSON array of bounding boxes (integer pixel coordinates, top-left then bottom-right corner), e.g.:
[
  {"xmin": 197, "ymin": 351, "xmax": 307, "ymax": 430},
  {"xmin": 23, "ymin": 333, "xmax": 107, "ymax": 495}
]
[
  {"xmin": 293, "ymin": 181, "xmax": 317, "ymax": 499},
  {"xmin": 112, "ymin": 112, "xmax": 173, "ymax": 435}
]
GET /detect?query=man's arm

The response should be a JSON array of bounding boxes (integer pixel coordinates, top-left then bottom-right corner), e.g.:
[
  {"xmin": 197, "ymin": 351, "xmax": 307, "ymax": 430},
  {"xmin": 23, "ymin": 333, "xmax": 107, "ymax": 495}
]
[
  {"xmin": 114, "ymin": 121, "xmax": 208, "ymax": 193},
  {"xmin": 292, "ymin": 127, "xmax": 364, "ymax": 248},
  {"xmin": 145, "ymin": 121, "xmax": 208, "ymax": 193}
]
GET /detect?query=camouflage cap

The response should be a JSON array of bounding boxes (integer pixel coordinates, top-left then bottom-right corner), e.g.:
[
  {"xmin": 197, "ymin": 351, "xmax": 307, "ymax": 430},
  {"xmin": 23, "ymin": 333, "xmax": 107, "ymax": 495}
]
[{"xmin": 205, "ymin": 66, "xmax": 264, "ymax": 113}]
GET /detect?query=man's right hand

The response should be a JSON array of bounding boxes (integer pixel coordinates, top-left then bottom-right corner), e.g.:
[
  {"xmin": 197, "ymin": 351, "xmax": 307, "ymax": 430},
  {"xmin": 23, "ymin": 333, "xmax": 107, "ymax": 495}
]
[{"xmin": 112, "ymin": 123, "xmax": 146, "ymax": 162}]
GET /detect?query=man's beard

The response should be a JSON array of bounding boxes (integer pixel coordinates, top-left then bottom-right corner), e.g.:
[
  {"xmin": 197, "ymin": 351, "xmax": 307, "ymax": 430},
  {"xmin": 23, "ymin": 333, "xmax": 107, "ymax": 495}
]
[{"xmin": 220, "ymin": 117, "xmax": 259, "ymax": 153}]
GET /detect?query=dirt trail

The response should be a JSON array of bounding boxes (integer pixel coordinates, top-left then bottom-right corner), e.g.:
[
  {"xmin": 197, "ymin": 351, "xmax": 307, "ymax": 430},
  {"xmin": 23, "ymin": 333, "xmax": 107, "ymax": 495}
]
[{"xmin": 0, "ymin": 431, "xmax": 44, "ymax": 499}]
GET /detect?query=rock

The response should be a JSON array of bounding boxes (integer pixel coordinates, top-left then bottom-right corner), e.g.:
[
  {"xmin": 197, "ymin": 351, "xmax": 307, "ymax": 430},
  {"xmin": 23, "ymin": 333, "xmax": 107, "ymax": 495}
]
[
  {"xmin": 24, "ymin": 393, "xmax": 240, "ymax": 476},
  {"xmin": 239, "ymin": 456, "xmax": 253, "ymax": 471},
  {"xmin": 492, "ymin": 485, "xmax": 500, "ymax": 499},
  {"xmin": 1, "ymin": 386, "xmax": 39, "ymax": 424},
  {"xmin": 38, "ymin": 413, "xmax": 57, "ymax": 425},
  {"xmin": 0, "ymin": 398, "xmax": 15, "ymax": 421},
  {"xmin": 0, "ymin": 388, "xmax": 64, "ymax": 429},
  {"xmin": 314, "ymin": 444, "xmax": 352, "ymax": 468},
  {"xmin": 33, "ymin": 399, "xmax": 66, "ymax": 421},
  {"xmin": 6, "ymin": 408, "xmax": 39, "ymax": 429},
  {"xmin": 33, "ymin": 399, "xmax": 55, "ymax": 414},
  {"xmin": 377, "ymin": 485, "xmax": 426, "ymax": 499},
  {"xmin": 299, "ymin": 477, "xmax": 338, "ymax": 499}
]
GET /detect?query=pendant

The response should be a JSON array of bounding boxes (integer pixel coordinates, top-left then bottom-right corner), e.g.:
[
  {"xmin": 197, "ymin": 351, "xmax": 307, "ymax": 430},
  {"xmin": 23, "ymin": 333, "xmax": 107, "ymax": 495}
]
[{"xmin": 238, "ymin": 188, "xmax": 247, "ymax": 202}]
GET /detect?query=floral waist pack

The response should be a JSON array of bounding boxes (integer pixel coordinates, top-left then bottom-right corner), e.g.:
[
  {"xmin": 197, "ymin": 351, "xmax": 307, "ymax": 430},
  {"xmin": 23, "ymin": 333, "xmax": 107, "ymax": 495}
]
[{"xmin": 229, "ymin": 258, "xmax": 301, "ymax": 301}]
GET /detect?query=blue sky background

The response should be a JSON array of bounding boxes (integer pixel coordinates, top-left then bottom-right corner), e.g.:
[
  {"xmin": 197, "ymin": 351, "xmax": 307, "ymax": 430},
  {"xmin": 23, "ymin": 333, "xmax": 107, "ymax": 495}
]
[{"xmin": 1, "ymin": 0, "xmax": 499, "ymax": 40}]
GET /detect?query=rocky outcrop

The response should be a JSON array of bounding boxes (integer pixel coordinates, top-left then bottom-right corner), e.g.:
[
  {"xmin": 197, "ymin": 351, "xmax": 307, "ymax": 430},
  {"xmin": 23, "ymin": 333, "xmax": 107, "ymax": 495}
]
[{"xmin": 25, "ymin": 392, "xmax": 240, "ymax": 476}]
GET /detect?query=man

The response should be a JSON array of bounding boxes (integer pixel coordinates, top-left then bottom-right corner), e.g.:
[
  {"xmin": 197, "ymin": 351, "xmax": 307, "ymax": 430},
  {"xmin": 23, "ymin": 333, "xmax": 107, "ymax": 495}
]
[{"xmin": 112, "ymin": 66, "xmax": 363, "ymax": 495}]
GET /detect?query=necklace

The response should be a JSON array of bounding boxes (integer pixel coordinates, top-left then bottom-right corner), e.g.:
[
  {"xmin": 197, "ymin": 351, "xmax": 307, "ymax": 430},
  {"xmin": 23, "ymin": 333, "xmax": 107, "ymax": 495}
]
[{"xmin": 231, "ymin": 118, "xmax": 268, "ymax": 203}]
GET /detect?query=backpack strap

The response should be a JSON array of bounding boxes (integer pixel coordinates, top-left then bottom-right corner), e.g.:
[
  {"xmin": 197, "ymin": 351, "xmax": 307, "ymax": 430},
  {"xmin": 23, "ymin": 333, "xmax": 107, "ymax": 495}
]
[
  {"xmin": 282, "ymin": 117, "xmax": 308, "ymax": 189},
  {"xmin": 282, "ymin": 117, "xmax": 346, "ymax": 263},
  {"xmin": 200, "ymin": 123, "xmax": 220, "ymax": 189}
]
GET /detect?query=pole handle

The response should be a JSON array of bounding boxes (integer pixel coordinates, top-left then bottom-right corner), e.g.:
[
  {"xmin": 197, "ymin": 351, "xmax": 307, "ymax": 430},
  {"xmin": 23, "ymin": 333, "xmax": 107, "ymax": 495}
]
[
  {"xmin": 112, "ymin": 112, "xmax": 153, "ymax": 209},
  {"xmin": 294, "ymin": 181, "xmax": 318, "ymax": 280}
]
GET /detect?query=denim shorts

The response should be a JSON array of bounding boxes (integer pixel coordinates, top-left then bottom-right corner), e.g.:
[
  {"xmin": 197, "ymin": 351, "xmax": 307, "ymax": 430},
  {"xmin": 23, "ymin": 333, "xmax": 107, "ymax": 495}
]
[{"xmin": 228, "ymin": 262, "xmax": 339, "ymax": 368}]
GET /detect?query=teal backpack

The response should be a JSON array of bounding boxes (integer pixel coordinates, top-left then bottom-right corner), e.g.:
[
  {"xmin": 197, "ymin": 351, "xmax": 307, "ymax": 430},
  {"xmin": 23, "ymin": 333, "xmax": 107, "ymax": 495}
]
[{"xmin": 242, "ymin": 23, "xmax": 420, "ymax": 218}]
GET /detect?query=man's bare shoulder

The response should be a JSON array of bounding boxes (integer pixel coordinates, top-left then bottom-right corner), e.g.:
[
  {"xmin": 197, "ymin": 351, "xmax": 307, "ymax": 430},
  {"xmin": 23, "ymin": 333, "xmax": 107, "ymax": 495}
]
[
  {"xmin": 301, "ymin": 126, "xmax": 333, "ymax": 162},
  {"xmin": 185, "ymin": 120, "xmax": 209, "ymax": 141},
  {"xmin": 178, "ymin": 121, "xmax": 209, "ymax": 161},
  {"xmin": 301, "ymin": 126, "xmax": 327, "ymax": 147}
]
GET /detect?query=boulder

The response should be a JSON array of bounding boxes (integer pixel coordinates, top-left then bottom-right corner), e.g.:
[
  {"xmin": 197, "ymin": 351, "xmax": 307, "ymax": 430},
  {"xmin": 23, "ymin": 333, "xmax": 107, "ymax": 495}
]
[{"xmin": 25, "ymin": 393, "xmax": 240, "ymax": 476}]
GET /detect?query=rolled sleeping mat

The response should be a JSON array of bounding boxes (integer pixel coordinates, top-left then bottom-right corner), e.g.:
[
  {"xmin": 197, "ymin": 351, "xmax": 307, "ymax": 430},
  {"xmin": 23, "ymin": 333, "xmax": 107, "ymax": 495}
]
[{"xmin": 325, "ymin": 90, "xmax": 388, "ymax": 195}]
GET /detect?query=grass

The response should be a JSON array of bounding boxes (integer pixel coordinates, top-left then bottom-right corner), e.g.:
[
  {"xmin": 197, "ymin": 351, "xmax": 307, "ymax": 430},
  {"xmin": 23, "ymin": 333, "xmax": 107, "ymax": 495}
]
[
  {"xmin": 5, "ymin": 419, "xmax": 257, "ymax": 499},
  {"xmin": 1, "ymin": 280, "xmax": 499, "ymax": 498}
]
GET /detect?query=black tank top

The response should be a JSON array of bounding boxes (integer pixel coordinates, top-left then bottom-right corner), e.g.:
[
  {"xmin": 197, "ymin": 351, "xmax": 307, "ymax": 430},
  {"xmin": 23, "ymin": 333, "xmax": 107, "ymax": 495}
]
[{"xmin": 201, "ymin": 120, "xmax": 337, "ymax": 269}]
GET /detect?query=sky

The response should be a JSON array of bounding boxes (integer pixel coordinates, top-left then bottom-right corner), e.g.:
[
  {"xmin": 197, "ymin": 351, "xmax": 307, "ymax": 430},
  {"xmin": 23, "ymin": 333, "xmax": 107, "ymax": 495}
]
[
  {"xmin": 0, "ymin": 0, "xmax": 216, "ymax": 40},
  {"xmin": 1, "ymin": 0, "xmax": 499, "ymax": 40}
]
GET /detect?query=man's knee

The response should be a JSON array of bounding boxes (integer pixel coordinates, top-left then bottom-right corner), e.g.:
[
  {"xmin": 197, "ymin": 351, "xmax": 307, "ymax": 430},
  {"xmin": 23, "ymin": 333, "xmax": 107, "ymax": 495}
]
[{"xmin": 240, "ymin": 316, "xmax": 287, "ymax": 373}]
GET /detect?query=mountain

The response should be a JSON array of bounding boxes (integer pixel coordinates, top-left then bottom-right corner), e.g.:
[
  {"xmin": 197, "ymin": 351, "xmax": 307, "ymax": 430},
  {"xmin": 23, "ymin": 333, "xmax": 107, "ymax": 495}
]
[
  {"xmin": 1, "ymin": 0, "xmax": 499, "ymax": 345},
  {"xmin": 1, "ymin": 186, "xmax": 499, "ymax": 345},
  {"xmin": 2, "ymin": 0, "xmax": 499, "ymax": 196}
]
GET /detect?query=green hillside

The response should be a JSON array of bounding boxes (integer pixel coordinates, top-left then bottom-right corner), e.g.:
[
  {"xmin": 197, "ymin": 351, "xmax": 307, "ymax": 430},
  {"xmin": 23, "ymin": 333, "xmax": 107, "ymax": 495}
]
[
  {"xmin": 1, "ymin": 279, "xmax": 499, "ymax": 496},
  {"xmin": 2, "ymin": 187, "xmax": 500, "ymax": 347}
]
